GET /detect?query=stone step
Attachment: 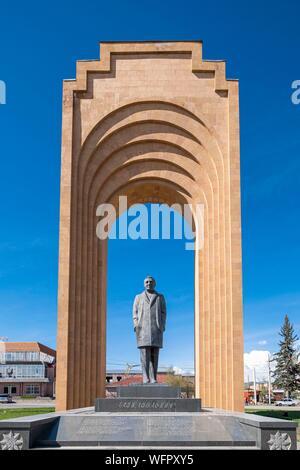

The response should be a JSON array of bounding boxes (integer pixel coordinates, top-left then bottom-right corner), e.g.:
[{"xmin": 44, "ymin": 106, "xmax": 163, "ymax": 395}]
[
  {"xmin": 34, "ymin": 445, "xmax": 260, "ymax": 450},
  {"xmin": 35, "ymin": 412, "xmax": 257, "ymax": 448}
]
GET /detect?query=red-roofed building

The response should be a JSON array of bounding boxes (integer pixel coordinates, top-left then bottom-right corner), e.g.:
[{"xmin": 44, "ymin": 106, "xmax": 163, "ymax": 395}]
[
  {"xmin": 107, "ymin": 373, "xmax": 167, "ymax": 387},
  {"xmin": 0, "ymin": 342, "xmax": 56, "ymax": 398},
  {"xmin": 105, "ymin": 371, "xmax": 195, "ymax": 397}
]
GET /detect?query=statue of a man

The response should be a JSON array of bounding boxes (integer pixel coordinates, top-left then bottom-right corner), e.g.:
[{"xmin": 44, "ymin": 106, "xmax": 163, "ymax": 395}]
[{"xmin": 132, "ymin": 276, "xmax": 167, "ymax": 384}]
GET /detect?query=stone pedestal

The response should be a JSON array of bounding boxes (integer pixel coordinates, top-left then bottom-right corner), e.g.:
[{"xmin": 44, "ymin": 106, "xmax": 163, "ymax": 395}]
[
  {"xmin": 0, "ymin": 376, "xmax": 298, "ymax": 450},
  {"xmin": 0, "ymin": 408, "xmax": 297, "ymax": 450},
  {"xmin": 95, "ymin": 384, "xmax": 201, "ymax": 412}
]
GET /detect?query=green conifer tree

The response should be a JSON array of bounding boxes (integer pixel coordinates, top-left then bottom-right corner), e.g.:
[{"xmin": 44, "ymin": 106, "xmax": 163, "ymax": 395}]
[{"xmin": 272, "ymin": 315, "xmax": 300, "ymax": 398}]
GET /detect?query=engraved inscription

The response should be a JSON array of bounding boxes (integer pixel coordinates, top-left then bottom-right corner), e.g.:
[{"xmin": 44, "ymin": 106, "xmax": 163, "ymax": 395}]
[
  {"xmin": 118, "ymin": 400, "xmax": 175, "ymax": 410},
  {"xmin": 78, "ymin": 417, "xmax": 132, "ymax": 435},
  {"xmin": 147, "ymin": 417, "xmax": 193, "ymax": 438}
]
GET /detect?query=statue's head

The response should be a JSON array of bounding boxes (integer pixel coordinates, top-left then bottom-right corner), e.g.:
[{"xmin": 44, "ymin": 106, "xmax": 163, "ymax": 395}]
[{"xmin": 144, "ymin": 276, "xmax": 156, "ymax": 292}]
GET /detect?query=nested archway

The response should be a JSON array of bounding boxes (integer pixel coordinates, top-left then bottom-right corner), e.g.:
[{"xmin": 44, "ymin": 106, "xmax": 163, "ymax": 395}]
[
  {"xmin": 106, "ymin": 199, "xmax": 196, "ymax": 379},
  {"xmin": 56, "ymin": 42, "xmax": 244, "ymax": 412}
]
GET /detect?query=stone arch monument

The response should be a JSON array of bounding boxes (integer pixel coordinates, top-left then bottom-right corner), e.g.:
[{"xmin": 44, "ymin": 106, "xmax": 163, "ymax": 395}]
[{"xmin": 56, "ymin": 41, "xmax": 244, "ymax": 412}]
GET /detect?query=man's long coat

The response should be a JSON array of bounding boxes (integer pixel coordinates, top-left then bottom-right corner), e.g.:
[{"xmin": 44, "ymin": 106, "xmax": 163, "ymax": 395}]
[{"xmin": 132, "ymin": 290, "xmax": 167, "ymax": 348}]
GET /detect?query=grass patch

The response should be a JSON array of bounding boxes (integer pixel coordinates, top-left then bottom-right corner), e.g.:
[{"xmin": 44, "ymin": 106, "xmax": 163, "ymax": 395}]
[
  {"xmin": 0, "ymin": 408, "xmax": 55, "ymax": 420},
  {"xmin": 19, "ymin": 395, "xmax": 38, "ymax": 400},
  {"xmin": 245, "ymin": 408, "xmax": 300, "ymax": 421}
]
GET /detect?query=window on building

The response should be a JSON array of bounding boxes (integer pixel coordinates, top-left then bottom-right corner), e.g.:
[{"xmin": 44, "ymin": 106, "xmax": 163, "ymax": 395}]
[
  {"xmin": 3, "ymin": 386, "xmax": 17, "ymax": 394},
  {"xmin": 0, "ymin": 364, "xmax": 45, "ymax": 378},
  {"xmin": 1, "ymin": 351, "xmax": 41, "ymax": 362},
  {"xmin": 25, "ymin": 385, "xmax": 40, "ymax": 395}
]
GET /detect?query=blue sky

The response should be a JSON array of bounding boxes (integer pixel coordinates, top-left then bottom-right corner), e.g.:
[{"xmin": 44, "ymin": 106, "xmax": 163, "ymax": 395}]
[{"xmin": 0, "ymin": 0, "xmax": 299, "ymax": 372}]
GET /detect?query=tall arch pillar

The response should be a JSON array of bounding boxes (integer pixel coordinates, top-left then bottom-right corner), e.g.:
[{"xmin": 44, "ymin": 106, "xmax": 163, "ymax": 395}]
[{"xmin": 56, "ymin": 41, "xmax": 244, "ymax": 412}]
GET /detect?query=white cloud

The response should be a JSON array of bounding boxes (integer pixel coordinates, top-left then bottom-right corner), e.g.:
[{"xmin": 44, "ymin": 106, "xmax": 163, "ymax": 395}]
[
  {"xmin": 258, "ymin": 340, "xmax": 267, "ymax": 345},
  {"xmin": 172, "ymin": 366, "xmax": 194, "ymax": 376},
  {"xmin": 244, "ymin": 350, "xmax": 275, "ymax": 382}
]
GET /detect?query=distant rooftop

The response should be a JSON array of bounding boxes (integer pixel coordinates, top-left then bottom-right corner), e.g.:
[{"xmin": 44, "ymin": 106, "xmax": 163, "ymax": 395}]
[
  {"xmin": 106, "ymin": 369, "xmax": 194, "ymax": 376},
  {"xmin": 0, "ymin": 342, "xmax": 56, "ymax": 358}
]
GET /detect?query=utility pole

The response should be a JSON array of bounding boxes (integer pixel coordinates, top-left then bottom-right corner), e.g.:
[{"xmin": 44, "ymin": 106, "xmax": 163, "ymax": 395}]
[
  {"xmin": 267, "ymin": 354, "xmax": 272, "ymax": 405},
  {"xmin": 253, "ymin": 367, "xmax": 257, "ymax": 405}
]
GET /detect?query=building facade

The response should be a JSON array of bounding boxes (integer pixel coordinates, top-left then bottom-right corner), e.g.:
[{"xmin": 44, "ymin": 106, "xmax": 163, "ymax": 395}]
[
  {"xmin": 0, "ymin": 342, "xmax": 56, "ymax": 397},
  {"xmin": 105, "ymin": 370, "xmax": 195, "ymax": 398}
]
